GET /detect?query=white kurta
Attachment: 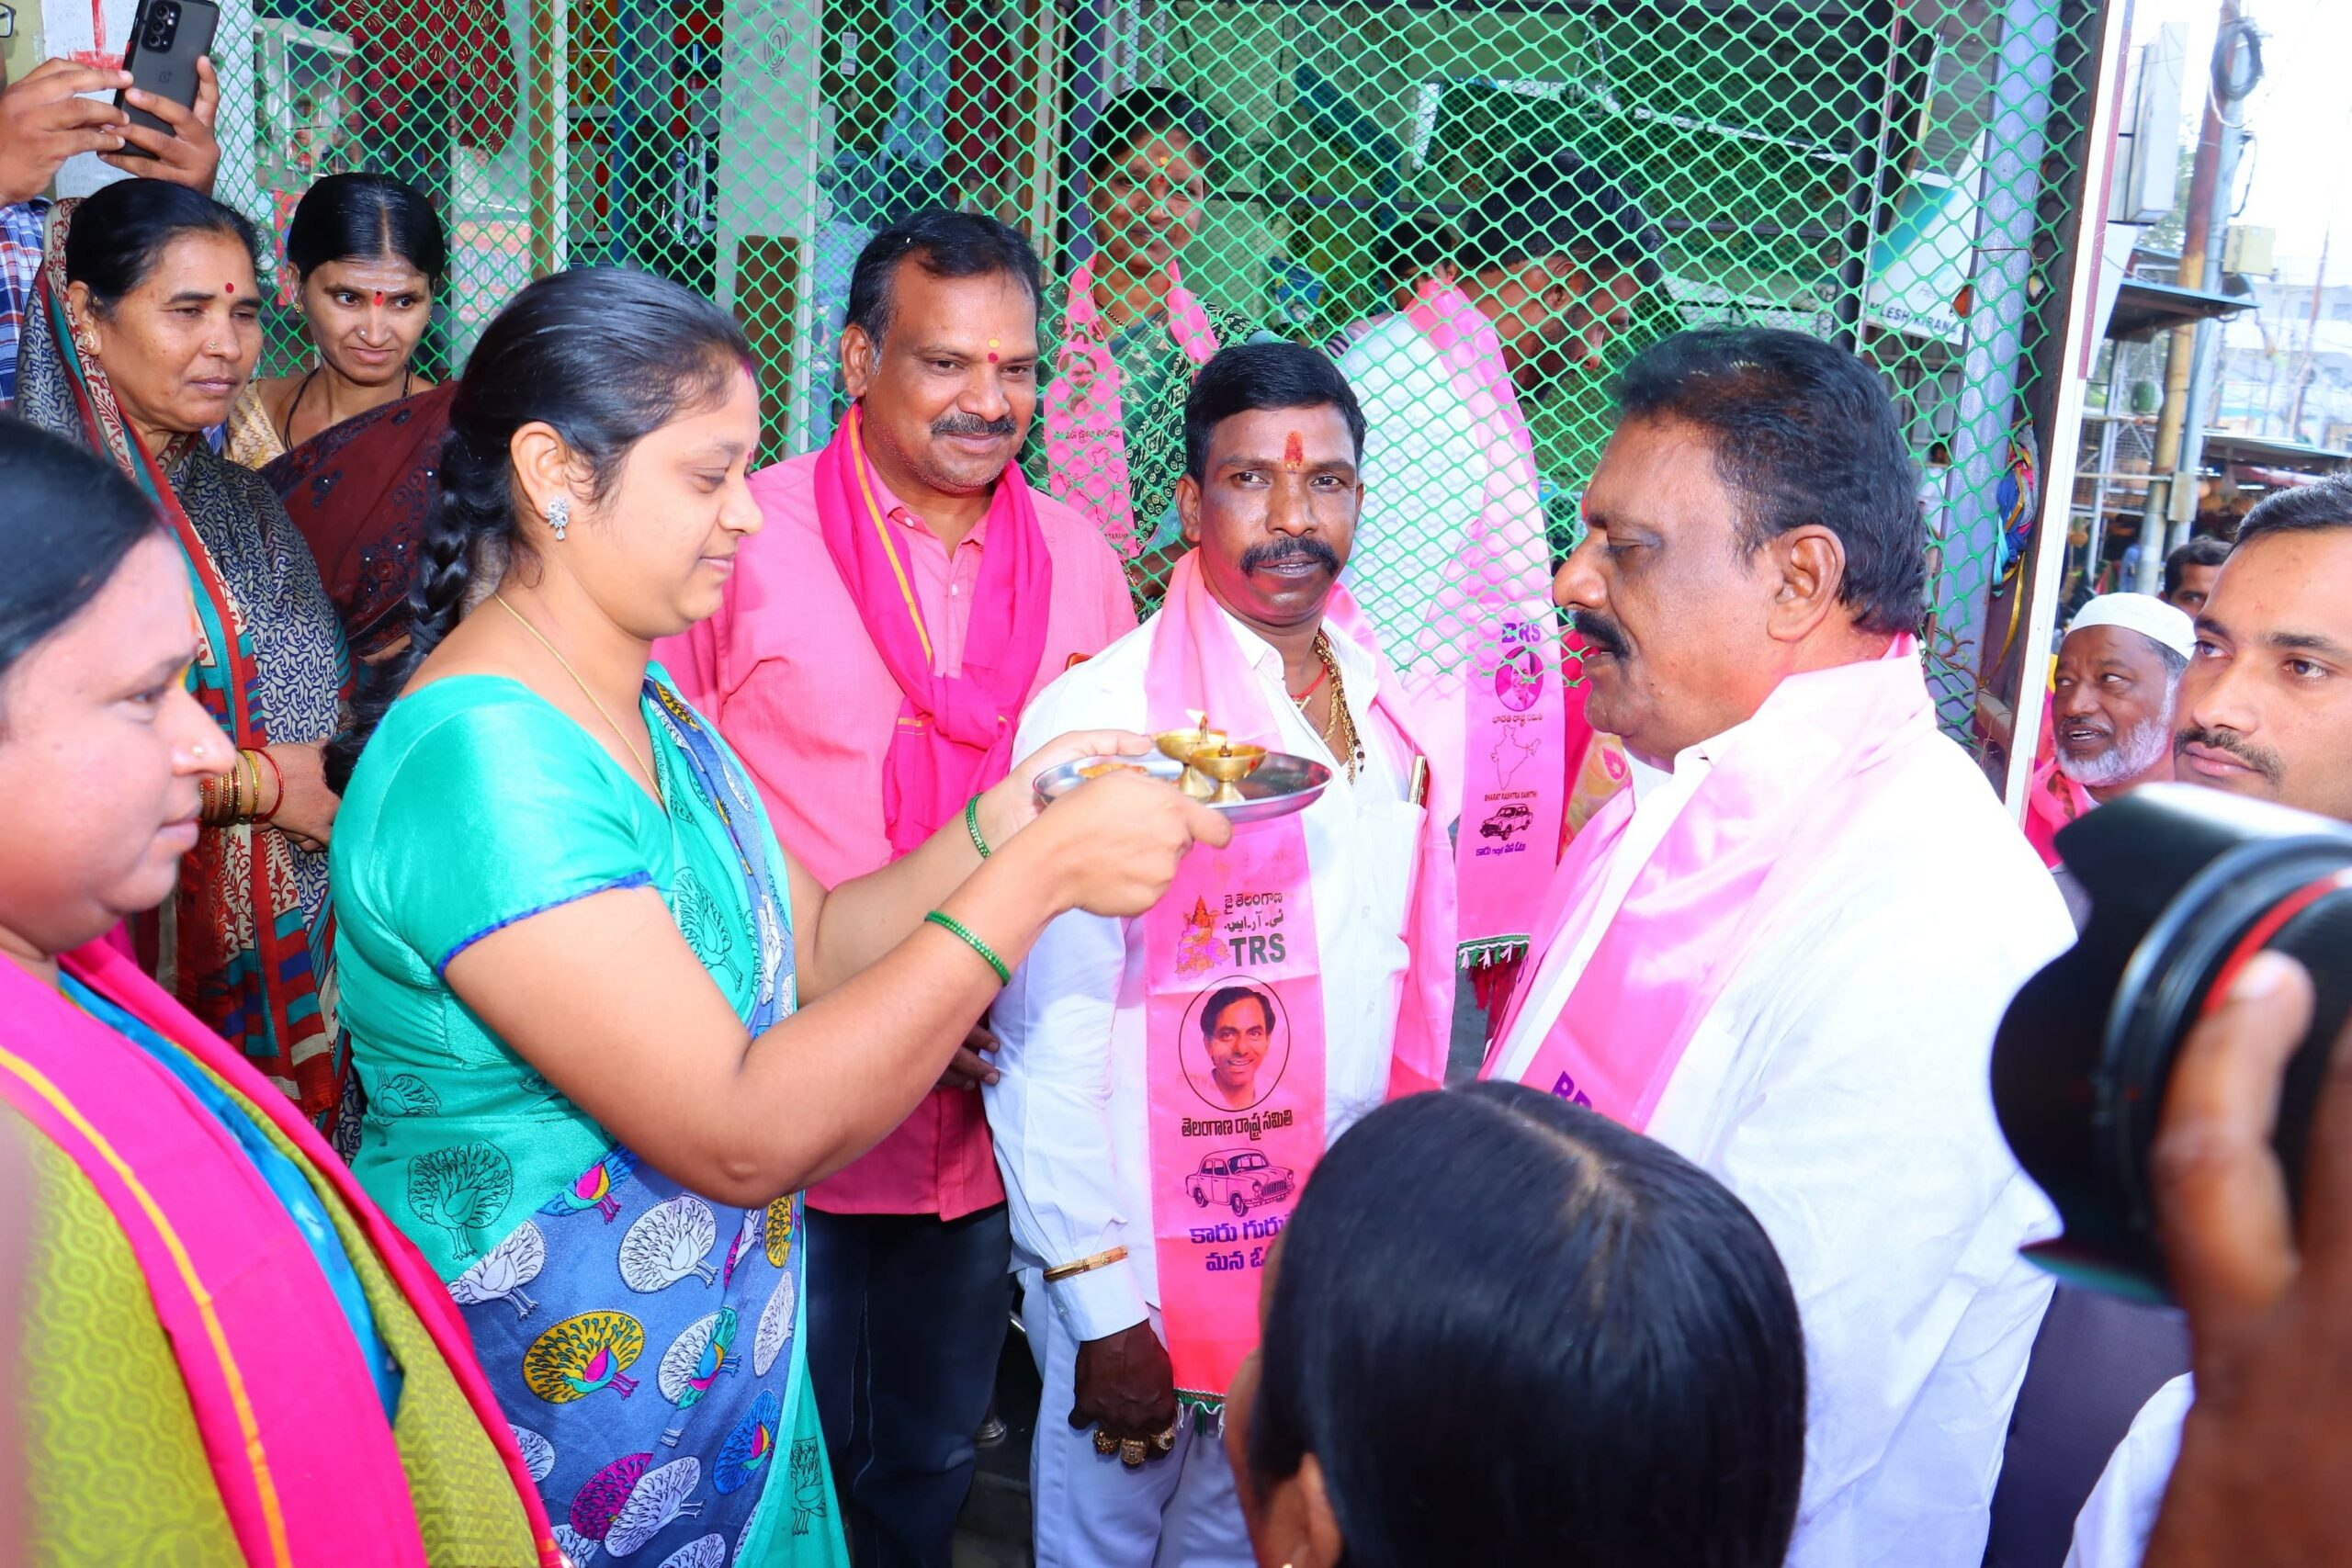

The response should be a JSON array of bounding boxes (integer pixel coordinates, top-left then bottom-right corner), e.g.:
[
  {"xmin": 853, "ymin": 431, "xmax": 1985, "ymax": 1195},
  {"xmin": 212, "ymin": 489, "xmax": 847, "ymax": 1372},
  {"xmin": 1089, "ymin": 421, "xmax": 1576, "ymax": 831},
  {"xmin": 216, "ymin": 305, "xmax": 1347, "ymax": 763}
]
[
  {"xmin": 1493, "ymin": 707, "xmax": 2075, "ymax": 1568},
  {"xmin": 2066, "ymin": 1374, "xmax": 2192, "ymax": 1567},
  {"xmin": 986, "ymin": 602, "xmax": 1423, "ymax": 1568}
]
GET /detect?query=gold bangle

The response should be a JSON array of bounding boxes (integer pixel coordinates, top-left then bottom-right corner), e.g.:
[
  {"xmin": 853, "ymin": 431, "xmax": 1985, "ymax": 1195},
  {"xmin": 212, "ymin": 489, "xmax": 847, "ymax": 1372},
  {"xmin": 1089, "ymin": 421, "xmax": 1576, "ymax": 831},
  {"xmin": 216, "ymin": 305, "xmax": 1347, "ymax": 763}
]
[
  {"xmin": 240, "ymin": 750, "xmax": 263, "ymax": 822},
  {"xmin": 1043, "ymin": 1245, "xmax": 1129, "ymax": 1283}
]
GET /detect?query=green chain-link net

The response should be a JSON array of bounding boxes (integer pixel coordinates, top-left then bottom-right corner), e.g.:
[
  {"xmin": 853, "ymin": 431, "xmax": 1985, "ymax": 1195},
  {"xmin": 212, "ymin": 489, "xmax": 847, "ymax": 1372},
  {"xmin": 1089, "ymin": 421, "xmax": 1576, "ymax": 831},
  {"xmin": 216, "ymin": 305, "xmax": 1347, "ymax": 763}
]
[{"xmin": 218, "ymin": 0, "xmax": 2095, "ymax": 750}]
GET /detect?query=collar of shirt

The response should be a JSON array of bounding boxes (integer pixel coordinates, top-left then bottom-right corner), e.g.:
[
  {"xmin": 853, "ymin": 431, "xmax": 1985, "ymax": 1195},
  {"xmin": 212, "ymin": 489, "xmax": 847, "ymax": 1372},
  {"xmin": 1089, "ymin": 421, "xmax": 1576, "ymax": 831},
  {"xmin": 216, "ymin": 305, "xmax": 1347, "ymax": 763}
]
[
  {"xmin": 868, "ymin": 465, "xmax": 994, "ymax": 552},
  {"xmin": 1212, "ymin": 596, "xmax": 1383, "ymax": 708}
]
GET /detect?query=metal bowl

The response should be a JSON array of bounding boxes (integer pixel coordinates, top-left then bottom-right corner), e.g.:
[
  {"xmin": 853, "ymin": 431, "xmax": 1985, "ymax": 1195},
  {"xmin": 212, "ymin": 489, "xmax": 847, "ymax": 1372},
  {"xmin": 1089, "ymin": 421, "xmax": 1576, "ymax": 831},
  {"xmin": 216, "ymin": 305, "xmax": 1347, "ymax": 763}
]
[{"xmin": 1032, "ymin": 750, "xmax": 1333, "ymax": 825}]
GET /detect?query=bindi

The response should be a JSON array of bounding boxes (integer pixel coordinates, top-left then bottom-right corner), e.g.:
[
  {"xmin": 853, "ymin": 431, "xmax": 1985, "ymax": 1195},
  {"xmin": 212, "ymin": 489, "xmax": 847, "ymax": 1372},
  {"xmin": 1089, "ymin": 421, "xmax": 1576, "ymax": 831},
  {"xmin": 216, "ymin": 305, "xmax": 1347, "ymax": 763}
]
[
  {"xmin": 987, "ymin": 336, "xmax": 1000, "ymax": 364},
  {"xmin": 372, "ymin": 290, "xmax": 386, "ymax": 307},
  {"xmin": 1282, "ymin": 431, "xmax": 1304, "ymax": 472},
  {"xmin": 222, "ymin": 282, "xmax": 235, "ymax": 295}
]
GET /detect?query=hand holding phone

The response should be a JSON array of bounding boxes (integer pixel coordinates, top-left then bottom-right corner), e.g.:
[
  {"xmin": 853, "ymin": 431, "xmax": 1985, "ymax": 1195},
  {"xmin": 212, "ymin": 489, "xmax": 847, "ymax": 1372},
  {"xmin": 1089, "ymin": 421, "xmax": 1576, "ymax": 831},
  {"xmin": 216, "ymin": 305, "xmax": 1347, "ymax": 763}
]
[
  {"xmin": 105, "ymin": 55, "xmax": 220, "ymax": 191},
  {"xmin": 104, "ymin": 10, "xmax": 220, "ymax": 196}
]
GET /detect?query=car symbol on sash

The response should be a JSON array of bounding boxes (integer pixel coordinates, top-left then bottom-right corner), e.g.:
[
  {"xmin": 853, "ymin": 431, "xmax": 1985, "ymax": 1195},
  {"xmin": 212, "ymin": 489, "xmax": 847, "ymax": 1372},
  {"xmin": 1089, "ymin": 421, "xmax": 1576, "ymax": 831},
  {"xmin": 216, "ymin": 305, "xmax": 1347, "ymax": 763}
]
[
  {"xmin": 1186, "ymin": 1149, "xmax": 1296, "ymax": 1217},
  {"xmin": 1480, "ymin": 803, "xmax": 1533, "ymax": 840}
]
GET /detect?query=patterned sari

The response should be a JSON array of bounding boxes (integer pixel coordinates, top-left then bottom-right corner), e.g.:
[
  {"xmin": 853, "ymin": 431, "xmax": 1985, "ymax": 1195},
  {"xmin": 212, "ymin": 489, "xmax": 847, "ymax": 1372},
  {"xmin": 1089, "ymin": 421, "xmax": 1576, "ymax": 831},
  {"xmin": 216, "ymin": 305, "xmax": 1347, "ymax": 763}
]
[
  {"xmin": 13, "ymin": 200, "xmax": 354, "ymax": 1129},
  {"xmin": 337, "ymin": 671, "xmax": 848, "ymax": 1567}
]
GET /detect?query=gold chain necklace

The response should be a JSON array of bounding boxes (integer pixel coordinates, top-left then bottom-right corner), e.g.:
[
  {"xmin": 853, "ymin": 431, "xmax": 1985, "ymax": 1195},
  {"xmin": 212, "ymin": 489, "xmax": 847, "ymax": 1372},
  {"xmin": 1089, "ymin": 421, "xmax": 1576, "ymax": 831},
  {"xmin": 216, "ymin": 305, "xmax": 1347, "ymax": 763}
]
[
  {"xmin": 492, "ymin": 593, "xmax": 661, "ymax": 796},
  {"xmin": 1295, "ymin": 632, "xmax": 1363, "ymax": 783}
]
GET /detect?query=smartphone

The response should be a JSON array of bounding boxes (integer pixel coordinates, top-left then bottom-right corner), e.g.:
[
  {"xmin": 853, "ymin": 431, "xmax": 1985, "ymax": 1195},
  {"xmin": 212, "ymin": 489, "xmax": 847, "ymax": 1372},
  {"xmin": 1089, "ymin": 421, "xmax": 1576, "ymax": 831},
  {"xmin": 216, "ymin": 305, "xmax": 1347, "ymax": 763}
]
[{"xmin": 112, "ymin": 0, "xmax": 219, "ymax": 153}]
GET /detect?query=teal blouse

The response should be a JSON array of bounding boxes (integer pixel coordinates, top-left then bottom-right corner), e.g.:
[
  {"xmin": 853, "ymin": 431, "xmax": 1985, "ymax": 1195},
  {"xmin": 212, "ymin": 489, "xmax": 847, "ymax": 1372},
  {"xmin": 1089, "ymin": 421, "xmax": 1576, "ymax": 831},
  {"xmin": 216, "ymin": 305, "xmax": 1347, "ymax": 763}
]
[{"xmin": 330, "ymin": 670, "xmax": 780, "ymax": 1280}]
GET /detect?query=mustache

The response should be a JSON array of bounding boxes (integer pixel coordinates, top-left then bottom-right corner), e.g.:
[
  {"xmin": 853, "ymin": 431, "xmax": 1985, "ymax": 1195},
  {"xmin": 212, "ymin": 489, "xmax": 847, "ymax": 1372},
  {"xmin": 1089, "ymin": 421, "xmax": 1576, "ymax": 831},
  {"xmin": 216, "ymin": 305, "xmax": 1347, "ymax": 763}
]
[
  {"xmin": 932, "ymin": 412, "xmax": 1018, "ymax": 439},
  {"xmin": 1239, "ymin": 536, "xmax": 1340, "ymax": 575},
  {"xmin": 1572, "ymin": 609, "xmax": 1631, "ymax": 660},
  {"xmin": 2175, "ymin": 724, "xmax": 2287, "ymax": 785}
]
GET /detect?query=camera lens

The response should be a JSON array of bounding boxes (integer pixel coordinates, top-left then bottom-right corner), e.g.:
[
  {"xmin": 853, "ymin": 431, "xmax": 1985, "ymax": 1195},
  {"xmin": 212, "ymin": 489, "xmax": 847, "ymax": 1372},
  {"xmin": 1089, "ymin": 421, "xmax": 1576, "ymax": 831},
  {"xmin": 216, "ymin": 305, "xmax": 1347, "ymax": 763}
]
[
  {"xmin": 143, "ymin": 1, "xmax": 177, "ymax": 49},
  {"xmin": 1991, "ymin": 784, "xmax": 2352, "ymax": 1300}
]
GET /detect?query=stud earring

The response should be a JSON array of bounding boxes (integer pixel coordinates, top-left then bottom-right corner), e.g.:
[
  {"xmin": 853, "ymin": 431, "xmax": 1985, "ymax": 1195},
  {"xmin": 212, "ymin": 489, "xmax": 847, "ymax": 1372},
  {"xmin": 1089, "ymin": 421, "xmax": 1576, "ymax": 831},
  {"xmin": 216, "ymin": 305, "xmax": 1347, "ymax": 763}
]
[{"xmin": 547, "ymin": 495, "xmax": 571, "ymax": 541}]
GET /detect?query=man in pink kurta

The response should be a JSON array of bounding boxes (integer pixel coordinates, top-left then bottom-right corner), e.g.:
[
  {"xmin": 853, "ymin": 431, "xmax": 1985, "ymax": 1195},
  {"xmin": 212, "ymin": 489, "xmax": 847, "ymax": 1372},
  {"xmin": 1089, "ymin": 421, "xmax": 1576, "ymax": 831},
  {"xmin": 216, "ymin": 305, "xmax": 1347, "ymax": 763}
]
[{"xmin": 659, "ymin": 211, "xmax": 1134, "ymax": 1567}]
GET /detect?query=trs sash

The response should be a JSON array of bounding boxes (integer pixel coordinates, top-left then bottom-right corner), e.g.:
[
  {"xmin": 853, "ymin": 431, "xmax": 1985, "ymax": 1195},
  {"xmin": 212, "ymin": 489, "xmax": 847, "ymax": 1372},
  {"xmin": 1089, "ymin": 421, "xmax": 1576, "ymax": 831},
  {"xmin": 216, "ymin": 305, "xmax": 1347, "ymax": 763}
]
[
  {"xmin": 1137, "ymin": 554, "xmax": 1453, "ymax": 1407},
  {"xmin": 1398, "ymin": 283, "xmax": 1573, "ymax": 973}
]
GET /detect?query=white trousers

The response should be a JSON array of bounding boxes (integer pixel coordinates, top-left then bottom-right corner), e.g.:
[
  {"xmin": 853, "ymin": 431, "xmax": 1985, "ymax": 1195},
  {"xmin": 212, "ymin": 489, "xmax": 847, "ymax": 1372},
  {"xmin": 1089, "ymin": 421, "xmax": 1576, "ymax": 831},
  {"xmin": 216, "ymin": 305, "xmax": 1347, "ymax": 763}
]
[{"xmin": 1021, "ymin": 1269, "xmax": 1255, "ymax": 1568}]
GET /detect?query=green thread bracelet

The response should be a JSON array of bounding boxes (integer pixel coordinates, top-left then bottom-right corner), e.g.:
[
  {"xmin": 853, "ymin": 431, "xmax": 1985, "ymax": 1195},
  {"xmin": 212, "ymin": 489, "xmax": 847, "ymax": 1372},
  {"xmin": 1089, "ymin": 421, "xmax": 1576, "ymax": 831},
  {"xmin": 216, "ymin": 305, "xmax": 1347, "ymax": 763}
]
[
  {"xmin": 925, "ymin": 910, "xmax": 1010, "ymax": 986},
  {"xmin": 965, "ymin": 795, "xmax": 992, "ymax": 859}
]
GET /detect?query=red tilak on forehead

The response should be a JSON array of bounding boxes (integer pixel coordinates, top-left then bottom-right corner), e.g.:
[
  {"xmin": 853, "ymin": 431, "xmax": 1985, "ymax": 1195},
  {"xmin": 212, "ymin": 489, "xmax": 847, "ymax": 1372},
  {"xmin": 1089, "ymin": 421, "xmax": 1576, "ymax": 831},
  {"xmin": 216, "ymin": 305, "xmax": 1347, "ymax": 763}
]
[
  {"xmin": 1283, "ymin": 431, "xmax": 1304, "ymax": 471},
  {"xmin": 373, "ymin": 290, "xmax": 386, "ymax": 307},
  {"xmin": 223, "ymin": 283, "xmax": 235, "ymax": 295}
]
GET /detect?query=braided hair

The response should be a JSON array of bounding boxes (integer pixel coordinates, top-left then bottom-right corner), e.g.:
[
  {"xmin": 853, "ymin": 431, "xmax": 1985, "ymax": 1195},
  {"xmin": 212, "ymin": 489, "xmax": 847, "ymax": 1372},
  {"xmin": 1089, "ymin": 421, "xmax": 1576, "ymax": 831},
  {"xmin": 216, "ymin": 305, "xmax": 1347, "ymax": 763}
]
[{"xmin": 327, "ymin": 267, "xmax": 752, "ymax": 790}]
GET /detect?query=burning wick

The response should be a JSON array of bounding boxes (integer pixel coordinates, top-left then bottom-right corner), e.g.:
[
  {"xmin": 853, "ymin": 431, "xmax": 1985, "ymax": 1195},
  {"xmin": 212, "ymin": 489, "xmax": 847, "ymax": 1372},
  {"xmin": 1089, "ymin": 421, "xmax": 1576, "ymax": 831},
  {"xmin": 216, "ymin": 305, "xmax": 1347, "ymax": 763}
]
[{"xmin": 1282, "ymin": 431, "xmax": 1304, "ymax": 472}]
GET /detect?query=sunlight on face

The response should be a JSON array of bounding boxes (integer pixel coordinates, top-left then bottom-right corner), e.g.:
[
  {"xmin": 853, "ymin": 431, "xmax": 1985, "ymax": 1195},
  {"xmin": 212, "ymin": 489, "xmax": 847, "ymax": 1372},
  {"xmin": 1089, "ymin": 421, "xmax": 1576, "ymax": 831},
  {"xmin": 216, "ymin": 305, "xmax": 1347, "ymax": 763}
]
[
  {"xmin": 561, "ymin": 364, "xmax": 767, "ymax": 642},
  {"xmin": 77, "ymin": 231, "xmax": 263, "ymax": 440}
]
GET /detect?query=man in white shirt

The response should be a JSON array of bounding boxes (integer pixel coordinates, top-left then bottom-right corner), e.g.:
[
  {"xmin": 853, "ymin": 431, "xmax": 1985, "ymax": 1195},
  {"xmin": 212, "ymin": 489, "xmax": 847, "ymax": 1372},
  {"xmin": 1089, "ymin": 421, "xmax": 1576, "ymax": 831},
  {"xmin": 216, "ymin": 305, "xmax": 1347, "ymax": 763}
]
[
  {"xmin": 1484, "ymin": 325, "xmax": 2073, "ymax": 1568},
  {"xmin": 2068, "ymin": 473, "xmax": 2352, "ymax": 1568},
  {"xmin": 987, "ymin": 343, "xmax": 1453, "ymax": 1568}
]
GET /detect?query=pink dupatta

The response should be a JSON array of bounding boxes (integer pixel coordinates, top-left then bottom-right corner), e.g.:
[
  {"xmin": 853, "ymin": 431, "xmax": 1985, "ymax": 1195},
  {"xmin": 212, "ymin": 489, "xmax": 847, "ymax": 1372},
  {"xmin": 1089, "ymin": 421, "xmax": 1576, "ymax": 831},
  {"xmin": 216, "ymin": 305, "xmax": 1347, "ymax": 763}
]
[
  {"xmin": 1485, "ymin": 639, "xmax": 1932, "ymax": 1129},
  {"xmin": 813, "ymin": 402, "xmax": 1055, "ymax": 855},
  {"xmin": 0, "ymin": 942, "xmax": 559, "ymax": 1565},
  {"xmin": 1137, "ymin": 555, "xmax": 1453, "ymax": 1405},
  {"xmin": 1043, "ymin": 258, "xmax": 1220, "ymax": 558}
]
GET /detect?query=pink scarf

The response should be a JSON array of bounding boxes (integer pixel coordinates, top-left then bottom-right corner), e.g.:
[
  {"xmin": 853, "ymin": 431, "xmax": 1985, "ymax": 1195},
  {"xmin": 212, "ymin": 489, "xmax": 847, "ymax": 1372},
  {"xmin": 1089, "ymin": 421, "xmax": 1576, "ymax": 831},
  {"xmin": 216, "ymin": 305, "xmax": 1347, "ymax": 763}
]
[
  {"xmin": 814, "ymin": 402, "xmax": 1055, "ymax": 854},
  {"xmin": 1043, "ymin": 258, "xmax": 1220, "ymax": 558},
  {"xmin": 0, "ymin": 941, "xmax": 560, "ymax": 1566},
  {"xmin": 1138, "ymin": 555, "xmax": 1454, "ymax": 1405},
  {"xmin": 1484, "ymin": 639, "xmax": 1932, "ymax": 1128},
  {"xmin": 2023, "ymin": 757, "xmax": 2094, "ymax": 869},
  {"xmin": 1403, "ymin": 281, "xmax": 1574, "ymax": 972}
]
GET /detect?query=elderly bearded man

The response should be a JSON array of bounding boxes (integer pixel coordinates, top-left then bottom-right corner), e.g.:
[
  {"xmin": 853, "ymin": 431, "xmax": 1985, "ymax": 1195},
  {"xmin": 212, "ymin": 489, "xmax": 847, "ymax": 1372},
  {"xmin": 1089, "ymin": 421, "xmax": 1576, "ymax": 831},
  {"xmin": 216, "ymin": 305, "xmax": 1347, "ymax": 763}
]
[
  {"xmin": 1483, "ymin": 327, "xmax": 2073, "ymax": 1568},
  {"xmin": 2022, "ymin": 592, "xmax": 2195, "ymax": 874},
  {"xmin": 986, "ymin": 343, "xmax": 1454, "ymax": 1568}
]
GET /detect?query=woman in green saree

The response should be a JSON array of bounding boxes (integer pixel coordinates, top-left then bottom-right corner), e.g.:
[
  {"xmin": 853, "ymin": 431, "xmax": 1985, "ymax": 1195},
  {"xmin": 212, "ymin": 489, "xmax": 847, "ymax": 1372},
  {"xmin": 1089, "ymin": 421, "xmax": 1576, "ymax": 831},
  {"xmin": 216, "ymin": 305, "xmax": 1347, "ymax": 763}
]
[{"xmin": 326, "ymin": 267, "xmax": 1225, "ymax": 1564}]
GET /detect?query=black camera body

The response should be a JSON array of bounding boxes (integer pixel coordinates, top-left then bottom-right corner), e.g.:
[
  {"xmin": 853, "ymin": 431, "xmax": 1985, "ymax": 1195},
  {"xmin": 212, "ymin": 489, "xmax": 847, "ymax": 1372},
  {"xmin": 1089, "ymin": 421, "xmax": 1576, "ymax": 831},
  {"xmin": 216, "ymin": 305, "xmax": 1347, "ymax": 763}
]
[{"xmin": 1993, "ymin": 784, "xmax": 2352, "ymax": 1301}]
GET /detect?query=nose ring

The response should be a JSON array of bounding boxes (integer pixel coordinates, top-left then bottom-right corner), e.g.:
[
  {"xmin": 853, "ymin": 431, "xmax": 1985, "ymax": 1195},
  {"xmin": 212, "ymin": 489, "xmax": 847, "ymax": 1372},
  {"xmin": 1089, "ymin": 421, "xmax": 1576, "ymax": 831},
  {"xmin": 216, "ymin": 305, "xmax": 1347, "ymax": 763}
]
[{"xmin": 191, "ymin": 742, "xmax": 209, "ymax": 758}]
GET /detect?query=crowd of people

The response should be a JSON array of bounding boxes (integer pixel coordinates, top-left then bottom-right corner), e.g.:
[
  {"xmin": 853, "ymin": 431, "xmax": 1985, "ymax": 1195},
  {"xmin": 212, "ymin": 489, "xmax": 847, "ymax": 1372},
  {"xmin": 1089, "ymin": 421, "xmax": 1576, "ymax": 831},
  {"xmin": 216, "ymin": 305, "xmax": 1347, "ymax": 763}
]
[{"xmin": 6, "ymin": 42, "xmax": 2352, "ymax": 1568}]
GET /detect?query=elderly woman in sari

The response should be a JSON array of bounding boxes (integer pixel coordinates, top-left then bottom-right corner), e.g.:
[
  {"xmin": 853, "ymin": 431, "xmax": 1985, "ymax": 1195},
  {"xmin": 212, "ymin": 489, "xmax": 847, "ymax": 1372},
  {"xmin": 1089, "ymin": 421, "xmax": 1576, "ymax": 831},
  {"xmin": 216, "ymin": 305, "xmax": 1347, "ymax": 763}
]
[
  {"xmin": 12, "ymin": 176, "xmax": 351, "ymax": 1132},
  {"xmin": 327, "ymin": 267, "xmax": 1226, "ymax": 1564},
  {"xmin": 0, "ymin": 418, "xmax": 559, "ymax": 1565}
]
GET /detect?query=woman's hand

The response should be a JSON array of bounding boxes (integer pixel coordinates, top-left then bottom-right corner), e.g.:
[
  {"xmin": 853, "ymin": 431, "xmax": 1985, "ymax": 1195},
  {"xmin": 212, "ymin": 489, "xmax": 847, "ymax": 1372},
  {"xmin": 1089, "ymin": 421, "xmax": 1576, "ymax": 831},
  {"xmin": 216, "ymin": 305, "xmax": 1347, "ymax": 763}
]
[
  {"xmin": 974, "ymin": 729, "xmax": 1157, "ymax": 852},
  {"xmin": 263, "ymin": 742, "xmax": 340, "ymax": 851},
  {"xmin": 1002, "ymin": 767, "xmax": 1229, "ymax": 919}
]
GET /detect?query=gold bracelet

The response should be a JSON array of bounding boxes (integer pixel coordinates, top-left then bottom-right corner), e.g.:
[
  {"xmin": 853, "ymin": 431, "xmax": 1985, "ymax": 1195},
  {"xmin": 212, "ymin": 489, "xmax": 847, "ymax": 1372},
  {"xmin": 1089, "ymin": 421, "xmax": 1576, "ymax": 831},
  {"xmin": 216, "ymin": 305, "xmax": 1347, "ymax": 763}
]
[
  {"xmin": 240, "ymin": 750, "xmax": 263, "ymax": 822},
  {"xmin": 1043, "ymin": 1245, "xmax": 1129, "ymax": 1283}
]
